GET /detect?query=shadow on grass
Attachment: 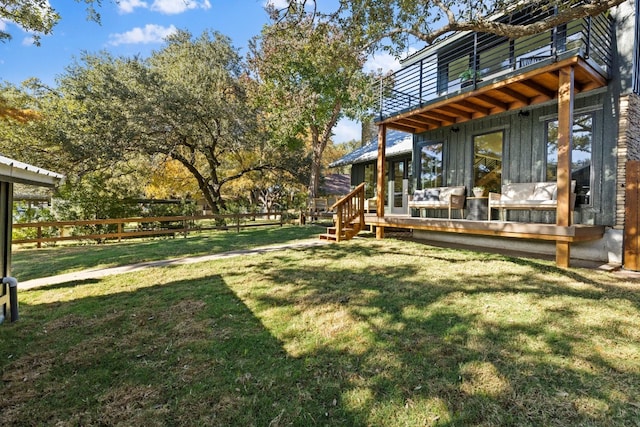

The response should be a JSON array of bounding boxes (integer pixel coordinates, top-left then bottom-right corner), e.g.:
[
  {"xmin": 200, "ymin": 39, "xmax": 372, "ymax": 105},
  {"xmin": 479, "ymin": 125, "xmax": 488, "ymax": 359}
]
[{"xmin": 2, "ymin": 238, "xmax": 640, "ymax": 425}]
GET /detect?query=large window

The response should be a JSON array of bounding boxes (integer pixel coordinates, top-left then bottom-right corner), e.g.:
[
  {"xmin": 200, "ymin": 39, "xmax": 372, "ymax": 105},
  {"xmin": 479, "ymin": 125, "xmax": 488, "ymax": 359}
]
[
  {"xmin": 546, "ymin": 113, "xmax": 593, "ymax": 205},
  {"xmin": 363, "ymin": 163, "xmax": 375, "ymax": 199},
  {"xmin": 474, "ymin": 131, "xmax": 503, "ymax": 193},
  {"xmin": 419, "ymin": 142, "xmax": 443, "ymax": 189}
]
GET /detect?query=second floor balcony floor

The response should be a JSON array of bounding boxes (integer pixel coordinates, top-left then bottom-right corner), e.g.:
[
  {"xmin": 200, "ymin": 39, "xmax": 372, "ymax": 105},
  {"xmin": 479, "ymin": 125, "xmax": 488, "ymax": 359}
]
[{"xmin": 375, "ymin": 6, "xmax": 614, "ymax": 133}]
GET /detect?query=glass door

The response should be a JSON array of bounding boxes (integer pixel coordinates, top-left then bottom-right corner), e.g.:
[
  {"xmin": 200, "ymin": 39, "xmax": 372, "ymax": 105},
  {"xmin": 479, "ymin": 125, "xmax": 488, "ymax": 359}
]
[
  {"xmin": 473, "ymin": 130, "xmax": 504, "ymax": 194},
  {"xmin": 388, "ymin": 159, "xmax": 409, "ymax": 214}
]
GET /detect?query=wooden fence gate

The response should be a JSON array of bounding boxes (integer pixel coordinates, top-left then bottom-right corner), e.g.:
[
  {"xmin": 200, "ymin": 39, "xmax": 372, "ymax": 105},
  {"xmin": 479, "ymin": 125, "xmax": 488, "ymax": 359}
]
[{"xmin": 625, "ymin": 160, "xmax": 640, "ymax": 271}]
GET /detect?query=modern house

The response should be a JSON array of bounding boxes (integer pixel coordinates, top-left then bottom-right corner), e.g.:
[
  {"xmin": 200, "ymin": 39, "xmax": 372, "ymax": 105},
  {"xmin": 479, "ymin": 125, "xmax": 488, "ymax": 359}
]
[
  {"xmin": 0, "ymin": 156, "xmax": 63, "ymax": 323},
  {"xmin": 330, "ymin": 0, "xmax": 640, "ymax": 269}
]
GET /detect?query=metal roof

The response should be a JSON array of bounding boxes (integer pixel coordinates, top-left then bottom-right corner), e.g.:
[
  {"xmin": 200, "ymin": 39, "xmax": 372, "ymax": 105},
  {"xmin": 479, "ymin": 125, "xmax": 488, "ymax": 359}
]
[
  {"xmin": 0, "ymin": 155, "xmax": 64, "ymax": 188},
  {"xmin": 329, "ymin": 130, "xmax": 413, "ymax": 168}
]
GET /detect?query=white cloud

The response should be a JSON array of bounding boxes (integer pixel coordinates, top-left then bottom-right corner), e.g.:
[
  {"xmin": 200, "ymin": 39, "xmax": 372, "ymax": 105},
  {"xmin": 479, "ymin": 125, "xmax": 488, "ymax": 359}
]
[
  {"xmin": 21, "ymin": 36, "xmax": 35, "ymax": 46},
  {"xmin": 150, "ymin": 0, "xmax": 211, "ymax": 15},
  {"xmin": 118, "ymin": 0, "xmax": 148, "ymax": 14},
  {"xmin": 264, "ymin": 0, "xmax": 290, "ymax": 8},
  {"xmin": 108, "ymin": 24, "xmax": 177, "ymax": 46},
  {"xmin": 333, "ymin": 118, "xmax": 361, "ymax": 144}
]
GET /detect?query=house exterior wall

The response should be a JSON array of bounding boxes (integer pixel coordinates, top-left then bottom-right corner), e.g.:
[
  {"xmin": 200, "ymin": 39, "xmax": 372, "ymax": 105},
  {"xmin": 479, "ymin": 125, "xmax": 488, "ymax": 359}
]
[
  {"xmin": 615, "ymin": 93, "xmax": 640, "ymax": 231},
  {"xmin": 413, "ymin": 90, "xmax": 618, "ymax": 225}
]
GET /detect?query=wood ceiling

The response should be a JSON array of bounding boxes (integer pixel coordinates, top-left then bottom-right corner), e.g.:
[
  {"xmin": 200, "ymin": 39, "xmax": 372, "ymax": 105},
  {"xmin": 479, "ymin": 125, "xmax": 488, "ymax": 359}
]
[{"xmin": 377, "ymin": 56, "xmax": 608, "ymax": 134}]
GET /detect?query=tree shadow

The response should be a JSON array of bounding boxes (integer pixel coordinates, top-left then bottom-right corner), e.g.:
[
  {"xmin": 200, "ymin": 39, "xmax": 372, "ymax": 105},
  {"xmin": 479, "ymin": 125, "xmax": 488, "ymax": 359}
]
[{"xmin": 3, "ymin": 239, "xmax": 640, "ymax": 425}]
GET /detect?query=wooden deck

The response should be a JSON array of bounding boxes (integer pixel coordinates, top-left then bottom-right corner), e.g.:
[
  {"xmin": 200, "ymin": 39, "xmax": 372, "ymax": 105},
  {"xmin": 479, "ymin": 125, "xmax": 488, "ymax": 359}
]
[{"xmin": 364, "ymin": 214, "xmax": 605, "ymax": 243}]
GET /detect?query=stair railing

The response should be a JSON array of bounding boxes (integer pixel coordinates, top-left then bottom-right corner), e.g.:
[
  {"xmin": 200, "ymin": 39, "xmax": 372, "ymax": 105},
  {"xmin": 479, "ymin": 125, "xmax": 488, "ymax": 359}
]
[{"xmin": 330, "ymin": 182, "xmax": 366, "ymax": 242}]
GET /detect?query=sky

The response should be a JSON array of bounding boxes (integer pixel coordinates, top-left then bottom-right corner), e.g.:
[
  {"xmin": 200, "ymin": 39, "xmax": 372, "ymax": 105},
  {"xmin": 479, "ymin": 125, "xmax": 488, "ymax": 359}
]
[{"xmin": 0, "ymin": 0, "xmax": 403, "ymax": 144}]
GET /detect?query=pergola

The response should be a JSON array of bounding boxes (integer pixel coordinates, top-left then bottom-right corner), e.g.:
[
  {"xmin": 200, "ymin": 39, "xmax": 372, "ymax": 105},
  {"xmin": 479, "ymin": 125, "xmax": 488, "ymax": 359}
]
[{"xmin": 0, "ymin": 155, "xmax": 63, "ymax": 323}]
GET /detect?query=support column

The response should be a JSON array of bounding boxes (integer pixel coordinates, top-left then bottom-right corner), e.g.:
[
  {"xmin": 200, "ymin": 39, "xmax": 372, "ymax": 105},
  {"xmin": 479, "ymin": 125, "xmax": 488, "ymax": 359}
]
[
  {"xmin": 376, "ymin": 124, "xmax": 386, "ymax": 239},
  {"xmin": 556, "ymin": 66, "xmax": 574, "ymax": 267},
  {"xmin": 0, "ymin": 181, "xmax": 13, "ymax": 322}
]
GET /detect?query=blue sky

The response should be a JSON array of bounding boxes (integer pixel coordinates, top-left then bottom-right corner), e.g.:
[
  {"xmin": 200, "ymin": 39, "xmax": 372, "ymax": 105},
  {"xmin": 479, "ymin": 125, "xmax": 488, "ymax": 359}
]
[{"xmin": 0, "ymin": 0, "xmax": 402, "ymax": 143}]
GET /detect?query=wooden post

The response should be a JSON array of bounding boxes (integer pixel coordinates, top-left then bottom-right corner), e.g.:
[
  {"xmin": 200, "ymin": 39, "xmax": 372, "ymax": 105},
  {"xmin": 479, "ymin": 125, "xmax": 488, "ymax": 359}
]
[
  {"xmin": 376, "ymin": 124, "xmax": 387, "ymax": 239},
  {"xmin": 624, "ymin": 161, "xmax": 640, "ymax": 271},
  {"xmin": 117, "ymin": 223, "xmax": 122, "ymax": 243},
  {"xmin": 556, "ymin": 66, "xmax": 574, "ymax": 268},
  {"xmin": 37, "ymin": 226, "xmax": 42, "ymax": 248}
]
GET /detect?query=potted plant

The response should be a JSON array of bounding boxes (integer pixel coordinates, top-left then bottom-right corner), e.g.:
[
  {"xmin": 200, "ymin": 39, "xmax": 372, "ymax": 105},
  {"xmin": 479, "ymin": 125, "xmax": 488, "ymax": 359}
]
[
  {"xmin": 473, "ymin": 186, "xmax": 485, "ymax": 197},
  {"xmin": 459, "ymin": 68, "xmax": 482, "ymax": 88}
]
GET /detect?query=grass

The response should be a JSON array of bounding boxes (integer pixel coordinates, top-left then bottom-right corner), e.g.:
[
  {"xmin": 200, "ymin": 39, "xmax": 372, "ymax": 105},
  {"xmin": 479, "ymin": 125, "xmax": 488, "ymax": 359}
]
[
  {"xmin": 11, "ymin": 225, "xmax": 323, "ymax": 281},
  {"xmin": 2, "ymin": 233, "xmax": 640, "ymax": 425}
]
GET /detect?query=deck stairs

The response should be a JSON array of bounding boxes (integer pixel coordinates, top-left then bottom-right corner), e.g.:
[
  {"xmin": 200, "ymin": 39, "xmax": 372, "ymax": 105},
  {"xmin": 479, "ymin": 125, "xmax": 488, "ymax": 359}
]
[{"xmin": 319, "ymin": 183, "xmax": 366, "ymax": 242}]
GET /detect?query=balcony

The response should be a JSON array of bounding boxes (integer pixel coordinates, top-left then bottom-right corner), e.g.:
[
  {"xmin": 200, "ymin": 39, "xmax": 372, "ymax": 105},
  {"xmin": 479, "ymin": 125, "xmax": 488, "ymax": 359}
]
[{"xmin": 375, "ymin": 11, "xmax": 613, "ymax": 133}]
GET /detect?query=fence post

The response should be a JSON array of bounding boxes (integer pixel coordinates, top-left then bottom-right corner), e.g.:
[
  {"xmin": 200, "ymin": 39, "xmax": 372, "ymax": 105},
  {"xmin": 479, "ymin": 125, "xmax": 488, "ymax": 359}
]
[
  {"xmin": 117, "ymin": 223, "xmax": 122, "ymax": 243},
  {"xmin": 236, "ymin": 214, "xmax": 240, "ymax": 232},
  {"xmin": 37, "ymin": 226, "xmax": 42, "ymax": 249},
  {"xmin": 280, "ymin": 212, "xmax": 284, "ymax": 227}
]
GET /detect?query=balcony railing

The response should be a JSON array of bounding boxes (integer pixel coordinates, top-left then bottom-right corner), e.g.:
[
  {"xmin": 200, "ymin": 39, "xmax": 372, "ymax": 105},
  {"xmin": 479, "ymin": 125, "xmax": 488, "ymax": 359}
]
[{"xmin": 376, "ymin": 11, "xmax": 613, "ymax": 121}]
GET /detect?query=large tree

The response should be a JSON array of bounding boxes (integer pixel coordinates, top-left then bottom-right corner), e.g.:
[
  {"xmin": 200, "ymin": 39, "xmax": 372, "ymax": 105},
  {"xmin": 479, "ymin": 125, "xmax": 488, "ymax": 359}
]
[
  {"xmin": 272, "ymin": 0, "xmax": 627, "ymax": 56},
  {"xmin": 33, "ymin": 30, "xmax": 298, "ymax": 214},
  {"xmin": 248, "ymin": 7, "xmax": 377, "ymax": 199}
]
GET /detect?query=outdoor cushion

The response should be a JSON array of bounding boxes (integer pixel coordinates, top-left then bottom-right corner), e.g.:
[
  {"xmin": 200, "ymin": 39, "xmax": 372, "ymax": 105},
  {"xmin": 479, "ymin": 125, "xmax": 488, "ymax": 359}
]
[
  {"xmin": 532, "ymin": 182, "xmax": 556, "ymax": 200},
  {"xmin": 439, "ymin": 186, "xmax": 465, "ymax": 201},
  {"xmin": 412, "ymin": 190, "xmax": 426, "ymax": 201},
  {"xmin": 425, "ymin": 189, "xmax": 440, "ymax": 201}
]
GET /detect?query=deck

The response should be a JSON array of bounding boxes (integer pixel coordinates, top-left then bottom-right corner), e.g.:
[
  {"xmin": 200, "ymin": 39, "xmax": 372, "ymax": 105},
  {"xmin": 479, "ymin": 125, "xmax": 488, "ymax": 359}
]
[{"xmin": 364, "ymin": 214, "xmax": 605, "ymax": 243}]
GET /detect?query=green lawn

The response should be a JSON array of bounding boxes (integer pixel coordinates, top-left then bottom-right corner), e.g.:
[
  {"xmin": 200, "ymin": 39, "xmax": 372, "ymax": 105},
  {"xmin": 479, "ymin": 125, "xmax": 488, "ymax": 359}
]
[
  {"xmin": 2, "ymin": 233, "xmax": 640, "ymax": 426},
  {"xmin": 11, "ymin": 225, "xmax": 323, "ymax": 281}
]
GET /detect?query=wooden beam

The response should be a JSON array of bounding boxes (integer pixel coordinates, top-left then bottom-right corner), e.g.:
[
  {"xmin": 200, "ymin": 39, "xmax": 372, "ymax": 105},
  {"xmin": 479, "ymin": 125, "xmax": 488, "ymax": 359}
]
[
  {"xmin": 376, "ymin": 125, "xmax": 386, "ymax": 240},
  {"xmin": 556, "ymin": 66, "xmax": 574, "ymax": 267},
  {"xmin": 518, "ymin": 79, "xmax": 556, "ymax": 100},
  {"xmin": 417, "ymin": 111, "xmax": 455, "ymax": 124},
  {"xmin": 451, "ymin": 100, "xmax": 491, "ymax": 116},
  {"xmin": 386, "ymin": 122, "xmax": 420, "ymax": 133},
  {"xmin": 436, "ymin": 106, "xmax": 473, "ymax": 120},
  {"xmin": 474, "ymin": 94, "xmax": 508, "ymax": 111},
  {"xmin": 495, "ymin": 87, "xmax": 531, "ymax": 105},
  {"xmin": 398, "ymin": 115, "xmax": 440, "ymax": 128}
]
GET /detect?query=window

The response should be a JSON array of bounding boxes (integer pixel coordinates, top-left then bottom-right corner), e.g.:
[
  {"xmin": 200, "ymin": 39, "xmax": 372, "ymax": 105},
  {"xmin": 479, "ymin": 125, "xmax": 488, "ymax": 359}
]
[
  {"xmin": 546, "ymin": 113, "xmax": 593, "ymax": 205},
  {"xmin": 419, "ymin": 142, "xmax": 443, "ymax": 188},
  {"xmin": 474, "ymin": 131, "xmax": 503, "ymax": 193},
  {"xmin": 364, "ymin": 163, "xmax": 375, "ymax": 199}
]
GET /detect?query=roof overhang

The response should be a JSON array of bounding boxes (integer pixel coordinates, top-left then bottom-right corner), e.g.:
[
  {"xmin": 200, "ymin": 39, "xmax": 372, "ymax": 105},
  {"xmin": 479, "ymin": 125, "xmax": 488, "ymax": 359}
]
[
  {"xmin": 0, "ymin": 155, "xmax": 64, "ymax": 188},
  {"xmin": 377, "ymin": 56, "xmax": 608, "ymax": 134}
]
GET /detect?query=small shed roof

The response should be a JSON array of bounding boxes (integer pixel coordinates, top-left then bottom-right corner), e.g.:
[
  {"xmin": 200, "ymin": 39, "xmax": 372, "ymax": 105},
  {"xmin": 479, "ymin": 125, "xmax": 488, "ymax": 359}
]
[
  {"xmin": 0, "ymin": 155, "xmax": 64, "ymax": 188},
  {"xmin": 329, "ymin": 130, "xmax": 413, "ymax": 168}
]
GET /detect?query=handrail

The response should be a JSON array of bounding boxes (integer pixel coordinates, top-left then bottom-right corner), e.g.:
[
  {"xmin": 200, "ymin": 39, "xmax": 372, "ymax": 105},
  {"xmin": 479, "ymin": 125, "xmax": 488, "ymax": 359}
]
[
  {"xmin": 330, "ymin": 183, "xmax": 366, "ymax": 242},
  {"xmin": 375, "ymin": 12, "xmax": 613, "ymax": 121}
]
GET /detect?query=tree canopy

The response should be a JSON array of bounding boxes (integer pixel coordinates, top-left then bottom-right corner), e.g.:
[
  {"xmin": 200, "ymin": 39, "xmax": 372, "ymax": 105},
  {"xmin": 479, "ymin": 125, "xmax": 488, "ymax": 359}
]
[
  {"xmin": 0, "ymin": 0, "xmax": 102, "ymax": 45},
  {"xmin": 249, "ymin": 7, "xmax": 376, "ymax": 198},
  {"xmin": 21, "ymin": 30, "xmax": 301, "ymax": 214},
  {"xmin": 271, "ymin": 0, "xmax": 627, "ymax": 56}
]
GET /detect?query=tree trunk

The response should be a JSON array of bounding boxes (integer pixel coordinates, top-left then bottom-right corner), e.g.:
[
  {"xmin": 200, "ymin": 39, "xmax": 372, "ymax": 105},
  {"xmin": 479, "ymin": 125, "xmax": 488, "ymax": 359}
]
[{"xmin": 308, "ymin": 127, "xmax": 323, "ymax": 199}]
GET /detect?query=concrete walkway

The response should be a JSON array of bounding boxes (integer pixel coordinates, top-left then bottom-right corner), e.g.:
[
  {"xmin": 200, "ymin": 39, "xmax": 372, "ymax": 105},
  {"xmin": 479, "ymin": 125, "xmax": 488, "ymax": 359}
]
[{"xmin": 20, "ymin": 239, "xmax": 329, "ymax": 290}]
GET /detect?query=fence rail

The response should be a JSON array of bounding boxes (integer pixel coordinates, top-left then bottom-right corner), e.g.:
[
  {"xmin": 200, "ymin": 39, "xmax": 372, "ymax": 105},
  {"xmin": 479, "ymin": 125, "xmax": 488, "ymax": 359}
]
[{"xmin": 13, "ymin": 212, "xmax": 290, "ymax": 247}]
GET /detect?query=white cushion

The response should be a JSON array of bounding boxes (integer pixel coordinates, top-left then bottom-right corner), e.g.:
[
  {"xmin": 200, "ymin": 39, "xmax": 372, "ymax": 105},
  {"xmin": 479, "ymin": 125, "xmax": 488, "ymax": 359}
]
[
  {"xmin": 502, "ymin": 183, "xmax": 535, "ymax": 201},
  {"xmin": 532, "ymin": 182, "xmax": 556, "ymax": 200}
]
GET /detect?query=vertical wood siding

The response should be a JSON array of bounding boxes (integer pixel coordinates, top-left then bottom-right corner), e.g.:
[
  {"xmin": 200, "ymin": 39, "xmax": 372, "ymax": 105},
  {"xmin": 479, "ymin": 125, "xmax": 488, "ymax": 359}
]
[{"xmin": 414, "ymin": 90, "xmax": 618, "ymax": 226}]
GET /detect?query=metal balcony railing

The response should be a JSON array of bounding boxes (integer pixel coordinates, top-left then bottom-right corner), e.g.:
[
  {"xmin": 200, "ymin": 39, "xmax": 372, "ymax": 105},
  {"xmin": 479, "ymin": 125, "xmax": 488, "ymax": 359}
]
[{"xmin": 375, "ymin": 8, "xmax": 613, "ymax": 121}]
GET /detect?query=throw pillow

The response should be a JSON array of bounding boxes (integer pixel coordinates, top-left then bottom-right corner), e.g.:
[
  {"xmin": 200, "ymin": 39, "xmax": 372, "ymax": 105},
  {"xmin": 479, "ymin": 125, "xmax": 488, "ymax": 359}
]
[{"xmin": 425, "ymin": 189, "xmax": 440, "ymax": 201}]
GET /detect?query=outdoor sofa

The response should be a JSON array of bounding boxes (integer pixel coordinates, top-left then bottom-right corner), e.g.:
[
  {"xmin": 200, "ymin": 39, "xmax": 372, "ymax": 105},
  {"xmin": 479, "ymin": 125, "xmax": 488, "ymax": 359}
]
[
  {"xmin": 408, "ymin": 186, "xmax": 466, "ymax": 219},
  {"xmin": 488, "ymin": 181, "xmax": 576, "ymax": 221}
]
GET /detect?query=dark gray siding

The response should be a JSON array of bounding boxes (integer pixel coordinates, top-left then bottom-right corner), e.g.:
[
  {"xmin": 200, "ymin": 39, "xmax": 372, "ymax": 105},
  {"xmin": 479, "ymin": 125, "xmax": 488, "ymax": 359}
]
[{"xmin": 414, "ymin": 89, "xmax": 618, "ymax": 226}]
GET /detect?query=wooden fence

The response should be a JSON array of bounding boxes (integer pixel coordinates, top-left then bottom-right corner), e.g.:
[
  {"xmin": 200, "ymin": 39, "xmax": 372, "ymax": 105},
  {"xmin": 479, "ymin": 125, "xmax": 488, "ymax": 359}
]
[{"xmin": 12, "ymin": 212, "xmax": 290, "ymax": 248}]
